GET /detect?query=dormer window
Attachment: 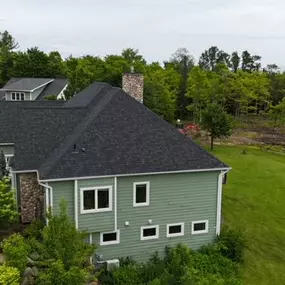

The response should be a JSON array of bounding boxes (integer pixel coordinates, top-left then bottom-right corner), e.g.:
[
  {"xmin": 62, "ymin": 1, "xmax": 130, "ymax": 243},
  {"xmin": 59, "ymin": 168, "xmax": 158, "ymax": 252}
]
[{"xmin": 11, "ymin": 92, "xmax": 25, "ymax": 101}]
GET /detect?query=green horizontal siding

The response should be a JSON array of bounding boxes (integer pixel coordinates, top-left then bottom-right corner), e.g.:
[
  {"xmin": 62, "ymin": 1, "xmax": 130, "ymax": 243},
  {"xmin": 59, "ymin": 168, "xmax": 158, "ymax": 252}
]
[
  {"xmin": 91, "ymin": 172, "xmax": 219, "ymax": 262},
  {"xmin": 50, "ymin": 171, "xmax": 220, "ymax": 262},
  {"xmin": 50, "ymin": 181, "xmax": 74, "ymax": 218},
  {"xmin": 77, "ymin": 178, "xmax": 115, "ymax": 232}
]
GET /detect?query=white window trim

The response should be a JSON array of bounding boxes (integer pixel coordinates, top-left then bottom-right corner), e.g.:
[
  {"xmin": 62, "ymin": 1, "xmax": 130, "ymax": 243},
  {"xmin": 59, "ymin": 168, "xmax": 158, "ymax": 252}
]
[
  {"xmin": 11, "ymin": 92, "xmax": 25, "ymax": 101},
  {"xmin": 100, "ymin": 230, "xmax": 120, "ymax": 246},
  {"xmin": 140, "ymin": 225, "xmax": 159, "ymax": 240},
  {"xmin": 133, "ymin": 181, "xmax": 150, "ymax": 207},
  {"xmin": 191, "ymin": 220, "xmax": 209, "ymax": 235},
  {"xmin": 80, "ymin": 186, "xmax": 112, "ymax": 214},
  {"xmin": 166, "ymin": 222, "xmax": 184, "ymax": 238}
]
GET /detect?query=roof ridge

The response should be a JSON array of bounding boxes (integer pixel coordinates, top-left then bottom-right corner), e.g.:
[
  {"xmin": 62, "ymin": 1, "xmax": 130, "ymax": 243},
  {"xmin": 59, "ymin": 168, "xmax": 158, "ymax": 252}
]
[{"xmin": 38, "ymin": 87, "xmax": 117, "ymax": 178}]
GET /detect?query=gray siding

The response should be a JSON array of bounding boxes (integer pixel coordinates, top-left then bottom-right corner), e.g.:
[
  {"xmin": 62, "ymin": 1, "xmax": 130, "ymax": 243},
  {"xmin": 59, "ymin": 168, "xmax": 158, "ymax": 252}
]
[
  {"xmin": 31, "ymin": 85, "xmax": 46, "ymax": 100},
  {"xmin": 5, "ymin": 91, "xmax": 30, "ymax": 100},
  {"xmin": 0, "ymin": 145, "xmax": 14, "ymax": 155}
]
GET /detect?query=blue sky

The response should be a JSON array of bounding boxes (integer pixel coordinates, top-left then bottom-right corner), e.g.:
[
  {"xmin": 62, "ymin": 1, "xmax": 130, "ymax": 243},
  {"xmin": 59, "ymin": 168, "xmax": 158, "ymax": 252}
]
[{"xmin": 2, "ymin": 0, "xmax": 285, "ymax": 67}]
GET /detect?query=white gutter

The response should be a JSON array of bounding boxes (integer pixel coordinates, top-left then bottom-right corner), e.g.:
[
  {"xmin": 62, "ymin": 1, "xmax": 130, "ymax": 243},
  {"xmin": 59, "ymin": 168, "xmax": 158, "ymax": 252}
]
[
  {"xmin": 114, "ymin": 177, "xmax": 117, "ymax": 231},
  {"xmin": 74, "ymin": 180, "xmax": 78, "ymax": 229},
  {"xmin": 37, "ymin": 167, "xmax": 231, "ymax": 183},
  {"xmin": 216, "ymin": 169, "xmax": 230, "ymax": 235}
]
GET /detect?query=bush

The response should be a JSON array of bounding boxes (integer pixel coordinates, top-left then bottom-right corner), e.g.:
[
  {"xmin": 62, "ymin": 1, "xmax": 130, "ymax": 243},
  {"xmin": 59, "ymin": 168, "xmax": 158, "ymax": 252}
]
[
  {"xmin": 36, "ymin": 259, "xmax": 88, "ymax": 285},
  {"xmin": 2, "ymin": 233, "xmax": 29, "ymax": 273},
  {"xmin": 0, "ymin": 264, "xmax": 20, "ymax": 285},
  {"xmin": 99, "ymin": 242, "xmax": 243, "ymax": 285},
  {"xmin": 23, "ymin": 219, "xmax": 45, "ymax": 240},
  {"xmin": 217, "ymin": 227, "xmax": 246, "ymax": 263}
]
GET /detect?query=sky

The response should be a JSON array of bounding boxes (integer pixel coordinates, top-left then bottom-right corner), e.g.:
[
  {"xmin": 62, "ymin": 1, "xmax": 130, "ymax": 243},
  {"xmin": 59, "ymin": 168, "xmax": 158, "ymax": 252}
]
[{"xmin": 1, "ymin": 0, "xmax": 285, "ymax": 67}]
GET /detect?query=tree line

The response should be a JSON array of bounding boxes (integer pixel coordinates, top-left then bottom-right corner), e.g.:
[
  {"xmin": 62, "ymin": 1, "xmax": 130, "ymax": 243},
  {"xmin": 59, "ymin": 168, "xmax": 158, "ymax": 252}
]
[{"xmin": 1, "ymin": 30, "xmax": 285, "ymax": 123}]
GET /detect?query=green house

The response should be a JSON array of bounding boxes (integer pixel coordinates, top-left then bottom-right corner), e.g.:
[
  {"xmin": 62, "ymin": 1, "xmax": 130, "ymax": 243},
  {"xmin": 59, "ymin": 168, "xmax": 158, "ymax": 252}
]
[{"xmin": 0, "ymin": 73, "xmax": 230, "ymax": 263}]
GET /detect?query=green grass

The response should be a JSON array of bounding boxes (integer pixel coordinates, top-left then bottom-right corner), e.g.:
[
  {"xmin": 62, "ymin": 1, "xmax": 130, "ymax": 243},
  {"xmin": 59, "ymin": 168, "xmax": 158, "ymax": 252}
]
[{"xmin": 212, "ymin": 146, "xmax": 285, "ymax": 285}]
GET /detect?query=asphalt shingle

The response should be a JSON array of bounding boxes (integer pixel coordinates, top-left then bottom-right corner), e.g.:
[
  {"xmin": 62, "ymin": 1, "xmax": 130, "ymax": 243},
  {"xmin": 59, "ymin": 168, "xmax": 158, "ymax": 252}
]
[{"xmin": 0, "ymin": 82, "xmax": 228, "ymax": 180}]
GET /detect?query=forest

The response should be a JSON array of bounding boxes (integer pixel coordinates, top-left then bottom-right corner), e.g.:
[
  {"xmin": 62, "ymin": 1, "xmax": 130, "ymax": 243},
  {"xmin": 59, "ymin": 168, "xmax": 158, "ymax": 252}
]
[{"xmin": 1, "ymin": 30, "xmax": 285, "ymax": 125}]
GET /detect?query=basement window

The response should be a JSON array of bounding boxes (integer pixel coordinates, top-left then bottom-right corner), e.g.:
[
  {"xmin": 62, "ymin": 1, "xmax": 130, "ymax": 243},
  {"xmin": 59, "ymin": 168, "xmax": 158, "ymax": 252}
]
[
  {"xmin": 133, "ymin": 182, "xmax": 150, "ymax": 207},
  {"xmin": 100, "ymin": 230, "xmax": 120, "ymax": 245},
  {"xmin": 166, "ymin": 223, "xmax": 184, "ymax": 237},
  {"xmin": 141, "ymin": 225, "xmax": 159, "ymax": 240},
  {"xmin": 191, "ymin": 220, "xmax": 208, "ymax": 235},
  {"xmin": 80, "ymin": 186, "xmax": 112, "ymax": 214}
]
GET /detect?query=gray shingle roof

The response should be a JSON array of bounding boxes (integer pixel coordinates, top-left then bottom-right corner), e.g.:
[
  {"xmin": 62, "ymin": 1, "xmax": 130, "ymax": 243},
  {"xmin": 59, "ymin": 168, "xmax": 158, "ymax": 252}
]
[
  {"xmin": 2, "ymin": 78, "xmax": 54, "ymax": 91},
  {"xmin": 0, "ymin": 82, "xmax": 228, "ymax": 180},
  {"xmin": 36, "ymin": 79, "xmax": 68, "ymax": 100}
]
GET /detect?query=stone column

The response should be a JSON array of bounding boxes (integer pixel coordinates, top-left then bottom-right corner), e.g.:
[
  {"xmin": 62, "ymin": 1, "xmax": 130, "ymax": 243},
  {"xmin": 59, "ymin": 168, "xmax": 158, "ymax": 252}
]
[{"xmin": 19, "ymin": 173, "xmax": 44, "ymax": 223}]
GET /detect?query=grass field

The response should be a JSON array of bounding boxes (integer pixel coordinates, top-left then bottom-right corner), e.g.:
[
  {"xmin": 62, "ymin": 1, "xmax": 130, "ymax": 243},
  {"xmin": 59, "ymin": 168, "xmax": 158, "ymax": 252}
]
[{"xmin": 212, "ymin": 146, "xmax": 285, "ymax": 285}]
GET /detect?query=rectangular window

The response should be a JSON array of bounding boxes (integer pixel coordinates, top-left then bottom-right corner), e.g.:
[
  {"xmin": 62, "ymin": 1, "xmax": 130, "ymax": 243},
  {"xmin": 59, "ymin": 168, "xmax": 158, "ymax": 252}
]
[
  {"xmin": 80, "ymin": 186, "xmax": 112, "ymax": 214},
  {"xmin": 133, "ymin": 182, "xmax": 150, "ymax": 207},
  {"xmin": 100, "ymin": 230, "xmax": 120, "ymax": 245},
  {"xmin": 166, "ymin": 223, "xmax": 184, "ymax": 237},
  {"xmin": 191, "ymin": 220, "xmax": 208, "ymax": 235},
  {"xmin": 11, "ymin": 92, "xmax": 25, "ymax": 101},
  {"xmin": 140, "ymin": 225, "xmax": 159, "ymax": 240}
]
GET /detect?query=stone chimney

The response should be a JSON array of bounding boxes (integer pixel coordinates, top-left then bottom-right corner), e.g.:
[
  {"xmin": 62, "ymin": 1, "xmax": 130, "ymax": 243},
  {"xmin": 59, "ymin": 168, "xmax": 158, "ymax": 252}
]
[{"xmin": 122, "ymin": 67, "xmax": 144, "ymax": 103}]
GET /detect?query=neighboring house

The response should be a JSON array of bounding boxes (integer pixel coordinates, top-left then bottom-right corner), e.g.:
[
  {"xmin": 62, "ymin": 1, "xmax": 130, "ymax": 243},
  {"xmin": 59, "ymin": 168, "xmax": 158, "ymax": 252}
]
[
  {"xmin": 0, "ymin": 78, "xmax": 68, "ymax": 101},
  {"xmin": 0, "ymin": 72, "xmax": 230, "ymax": 263}
]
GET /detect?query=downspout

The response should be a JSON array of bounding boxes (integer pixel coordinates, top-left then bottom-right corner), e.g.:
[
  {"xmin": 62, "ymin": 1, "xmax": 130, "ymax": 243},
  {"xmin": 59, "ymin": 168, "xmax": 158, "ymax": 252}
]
[
  {"xmin": 114, "ymin": 177, "xmax": 117, "ymax": 231},
  {"xmin": 37, "ymin": 172, "xmax": 53, "ymax": 223},
  {"xmin": 216, "ymin": 169, "xmax": 230, "ymax": 235},
  {"xmin": 74, "ymin": 180, "xmax": 78, "ymax": 229}
]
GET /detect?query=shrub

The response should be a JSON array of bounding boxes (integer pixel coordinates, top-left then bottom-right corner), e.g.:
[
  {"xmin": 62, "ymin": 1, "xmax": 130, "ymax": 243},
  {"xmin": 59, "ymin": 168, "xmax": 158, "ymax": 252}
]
[
  {"xmin": 0, "ymin": 264, "xmax": 20, "ymax": 285},
  {"xmin": 23, "ymin": 219, "xmax": 45, "ymax": 240},
  {"xmin": 2, "ymin": 233, "xmax": 29, "ymax": 273},
  {"xmin": 36, "ymin": 259, "xmax": 88, "ymax": 285},
  {"xmin": 42, "ymin": 199, "xmax": 96, "ymax": 269},
  {"xmin": 217, "ymin": 227, "xmax": 246, "ymax": 263}
]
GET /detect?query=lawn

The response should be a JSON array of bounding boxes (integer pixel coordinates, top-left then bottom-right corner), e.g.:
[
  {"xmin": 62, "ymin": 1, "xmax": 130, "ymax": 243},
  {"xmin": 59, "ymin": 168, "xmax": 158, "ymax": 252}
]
[{"xmin": 213, "ymin": 146, "xmax": 285, "ymax": 285}]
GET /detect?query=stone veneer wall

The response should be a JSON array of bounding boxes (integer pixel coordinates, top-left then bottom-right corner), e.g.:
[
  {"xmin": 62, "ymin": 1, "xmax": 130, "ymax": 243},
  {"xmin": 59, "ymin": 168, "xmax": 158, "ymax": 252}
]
[
  {"xmin": 122, "ymin": 73, "xmax": 144, "ymax": 103},
  {"xmin": 19, "ymin": 173, "xmax": 44, "ymax": 223}
]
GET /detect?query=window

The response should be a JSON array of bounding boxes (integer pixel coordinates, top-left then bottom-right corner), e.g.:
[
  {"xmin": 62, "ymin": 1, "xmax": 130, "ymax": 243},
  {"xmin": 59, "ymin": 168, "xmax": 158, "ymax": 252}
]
[
  {"xmin": 80, "ymin": 186, "xmax": 112, "ymax": 214},
  {"xmin": 191, "ymin": 220, "xmax": 208, "ymax": 235},
  {"xmin": 100, "ymin": 230, "xmax": 120, "ymax": 245},
  {"xmin": 166, "ymin": 223, "xmax": 184, "ymax": 237},
  {"xmin": 11, "ymin": 92, "xmax": 25, "ymax": 101},
  {"xmin": 140, "ymin": 225, "xmax": 159, "ymax": 240},
  {"xmin": 133, "ymin": 182, "xmax": 150, "ymax": 207}
]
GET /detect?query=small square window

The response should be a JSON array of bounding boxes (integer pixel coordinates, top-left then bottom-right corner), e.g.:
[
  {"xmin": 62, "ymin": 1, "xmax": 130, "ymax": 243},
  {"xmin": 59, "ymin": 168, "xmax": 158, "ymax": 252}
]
[
  {"xmin": 141, "ymin": 225, "xmax": 159, "ymax": 240},
  {"xmin": 11, "ymin": 93, "xmax": 16, "ymax": 100},
  {"xmin": 191, "ymin": 220, "xmax": 208, "ymax": 235},
  {"xmin": 133, "ymin": 182, "xmax": 149, "ymax": 207},
  {"xmin": 167, "ymin": 223, "xmax": 184, "ymax": 237},
  {"xmin": 100, "ymin": 231, "xmax": 120, "ymax": 245},
  {"xmin": 20, "ymin": 93, "xmax": 25, "ymax": 100},
  {"xmin": 16, "ymin": 93, "xmax": 20, "ymax": 100}
]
